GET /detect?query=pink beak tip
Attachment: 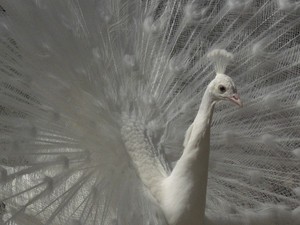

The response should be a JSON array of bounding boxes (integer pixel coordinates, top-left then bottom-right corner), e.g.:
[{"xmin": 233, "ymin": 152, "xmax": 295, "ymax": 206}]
[{"xmin": 230, "ymin": 94, "xmax": 243, "ymax": 107}]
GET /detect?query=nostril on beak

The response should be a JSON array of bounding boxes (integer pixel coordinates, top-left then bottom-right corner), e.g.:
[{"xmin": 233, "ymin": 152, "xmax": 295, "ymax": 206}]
[
  {"xmin": 229, "ymin": 94, "xmax": 242, "ymax": 107},
  {"xmin": 232, "ymin": 94, "xmax": 239, "ymax": 100}
]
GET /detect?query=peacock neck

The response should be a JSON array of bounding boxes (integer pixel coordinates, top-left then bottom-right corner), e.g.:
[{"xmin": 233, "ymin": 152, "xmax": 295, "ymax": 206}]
[
  {"xmin": 161, "ymin": 87, "xmax": 216, "ymax": 225},
  {"xmin": 186, "ymin": 88, "xmax": 215, "ymax": 152}
]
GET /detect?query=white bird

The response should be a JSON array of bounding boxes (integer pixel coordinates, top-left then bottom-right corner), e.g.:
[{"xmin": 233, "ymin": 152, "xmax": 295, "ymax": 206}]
[
  {"xmin": 159, "ymin": 51, "xmax": 242, "ymax": 225},
  {"xmin": 0, "ymin": 0, "xmax": 299, "ymax": 225}
]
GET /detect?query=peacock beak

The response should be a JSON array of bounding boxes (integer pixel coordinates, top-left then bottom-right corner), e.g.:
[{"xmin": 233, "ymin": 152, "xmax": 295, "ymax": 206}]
[{"xmin": 229, "ymin": 94, "xmax": 242, "ymax": 107}]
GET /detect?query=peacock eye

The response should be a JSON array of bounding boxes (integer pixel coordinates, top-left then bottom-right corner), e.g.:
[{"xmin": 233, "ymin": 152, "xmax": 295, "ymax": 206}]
[{"xmin": 218, "ymin": 85, "xmax": 226, "ymax": 93}]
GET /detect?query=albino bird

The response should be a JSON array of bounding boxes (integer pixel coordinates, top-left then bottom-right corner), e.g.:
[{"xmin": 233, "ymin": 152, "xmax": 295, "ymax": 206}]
[
  {"xmin": 159, "ymin": 51, "xmax": 242, "ymax": 225},
  {"xmin": 0, "ymin": 0, "xmax": 300, "ymax": 225}
]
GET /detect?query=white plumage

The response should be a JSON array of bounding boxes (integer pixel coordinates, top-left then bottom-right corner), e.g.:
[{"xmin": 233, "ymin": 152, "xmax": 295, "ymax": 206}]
[{"xmin": 0, "ymin": 0, "xmax": 299, "ymax": 225}]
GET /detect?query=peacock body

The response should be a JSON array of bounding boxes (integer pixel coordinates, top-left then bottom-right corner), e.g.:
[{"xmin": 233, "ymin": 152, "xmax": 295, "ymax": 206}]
[{"xmin": 0, "ymin": 0, "xmax": 300, "ymax": 224}]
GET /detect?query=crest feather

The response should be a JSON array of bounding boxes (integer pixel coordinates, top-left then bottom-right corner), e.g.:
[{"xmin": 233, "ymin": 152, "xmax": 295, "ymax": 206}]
[{"xmin": 208, "ymin": 49, "xmax": 234, "ymax": 74}]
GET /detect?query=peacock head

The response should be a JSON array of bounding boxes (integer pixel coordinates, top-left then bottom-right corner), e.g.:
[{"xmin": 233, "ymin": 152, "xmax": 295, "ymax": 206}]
[{"xmin": 209, "ymin": 73, "xmax": 242, "ymax": 107}]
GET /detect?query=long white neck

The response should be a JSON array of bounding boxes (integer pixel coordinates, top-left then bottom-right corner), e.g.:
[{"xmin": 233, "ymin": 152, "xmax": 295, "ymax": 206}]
[{"xmin": 161, "ymin": 87, "xmax": 216, "ymax": 225}]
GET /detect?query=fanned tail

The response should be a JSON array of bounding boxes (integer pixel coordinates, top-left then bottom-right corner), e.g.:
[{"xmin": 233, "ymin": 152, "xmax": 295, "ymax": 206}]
[{"xmin": 0, "ymin": 0, "xmax": 299, "ymax": 225}]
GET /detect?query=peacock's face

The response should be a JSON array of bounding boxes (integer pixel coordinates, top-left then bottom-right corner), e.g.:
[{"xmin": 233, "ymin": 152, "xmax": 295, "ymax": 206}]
[{"xmin": 211, "ymin": 73, "xmax": 242, "ymax": 107}]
